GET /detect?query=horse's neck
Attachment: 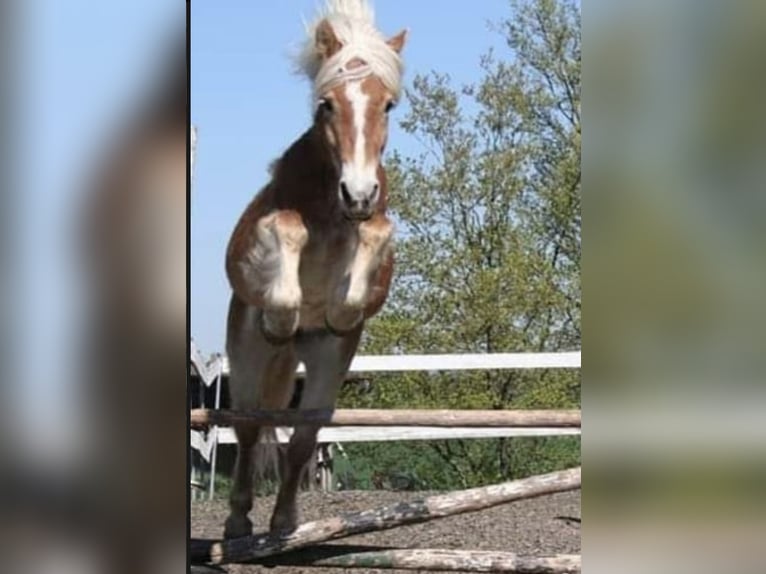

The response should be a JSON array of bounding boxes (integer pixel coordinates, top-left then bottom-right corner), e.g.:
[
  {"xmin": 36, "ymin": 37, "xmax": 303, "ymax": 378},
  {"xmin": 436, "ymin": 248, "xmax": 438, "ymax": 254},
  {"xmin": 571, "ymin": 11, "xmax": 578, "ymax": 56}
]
[{"xmin": 272, "ymin": 126, "xmax": 340, "ymax": 223}]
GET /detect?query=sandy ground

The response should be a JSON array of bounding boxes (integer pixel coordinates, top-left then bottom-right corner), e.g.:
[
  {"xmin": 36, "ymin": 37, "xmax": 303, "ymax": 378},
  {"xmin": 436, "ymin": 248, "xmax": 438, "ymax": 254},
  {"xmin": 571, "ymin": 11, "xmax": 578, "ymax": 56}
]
[{"xmin": 191, "ymin": 489, "xmax": 580, "ymax": 573}]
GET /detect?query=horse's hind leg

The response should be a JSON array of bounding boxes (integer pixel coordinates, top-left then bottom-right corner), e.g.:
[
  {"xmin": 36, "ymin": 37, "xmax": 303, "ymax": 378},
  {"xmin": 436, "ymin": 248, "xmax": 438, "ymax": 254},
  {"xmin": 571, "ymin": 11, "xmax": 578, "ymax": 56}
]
[
  {"xmin": 224, "ymin": 422, "xmax": 259, "ymax": 539},
  {"xmin": 269, "ymin": 325, "xmax": 363, "ymax": 533},
  {"xmin": 223, "ymin": 298, "xmax": 298, "ymax": 539}
]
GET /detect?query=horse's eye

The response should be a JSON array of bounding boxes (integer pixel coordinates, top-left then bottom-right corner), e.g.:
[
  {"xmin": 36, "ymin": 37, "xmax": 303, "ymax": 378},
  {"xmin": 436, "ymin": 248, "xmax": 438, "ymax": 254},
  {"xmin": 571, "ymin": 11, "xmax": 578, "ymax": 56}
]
[
  {"xmin": 384, "ymin": 100, "xmax": 396, "ymax": 113},
  {"xmin": 318, "ymin": 98, "xmax": 334, "ymax": 114}
]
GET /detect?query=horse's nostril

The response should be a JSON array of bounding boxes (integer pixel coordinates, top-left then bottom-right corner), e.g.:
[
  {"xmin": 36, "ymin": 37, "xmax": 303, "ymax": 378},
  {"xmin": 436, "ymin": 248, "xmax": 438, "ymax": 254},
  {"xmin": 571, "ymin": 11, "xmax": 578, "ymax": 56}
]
[{"xmin": 340, "ymin": 181, "xmax": 352, "ymax": 205}]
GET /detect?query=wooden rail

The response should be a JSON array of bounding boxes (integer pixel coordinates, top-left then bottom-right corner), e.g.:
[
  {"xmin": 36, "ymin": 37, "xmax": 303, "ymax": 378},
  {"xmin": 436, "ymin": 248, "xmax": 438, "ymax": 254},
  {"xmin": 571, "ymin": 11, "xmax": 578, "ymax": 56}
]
[
  {"xmin": 190, "ymin": 408, "xmax": 581, "ymax": 430},
  {"xmin": 192, "ymin": 467, "xmax": 581, "ymax": 565},
  {"xmin": 257, "ymin": 547, "xmax": 581, "ymax": 573}
]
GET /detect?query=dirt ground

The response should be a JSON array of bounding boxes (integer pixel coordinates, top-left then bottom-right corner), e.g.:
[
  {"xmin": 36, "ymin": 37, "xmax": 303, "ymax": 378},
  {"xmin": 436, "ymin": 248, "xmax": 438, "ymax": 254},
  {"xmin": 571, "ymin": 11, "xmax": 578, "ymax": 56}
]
[{"xmin": 191, "ymin": 489, "xmax": 581, "ymax": 573}]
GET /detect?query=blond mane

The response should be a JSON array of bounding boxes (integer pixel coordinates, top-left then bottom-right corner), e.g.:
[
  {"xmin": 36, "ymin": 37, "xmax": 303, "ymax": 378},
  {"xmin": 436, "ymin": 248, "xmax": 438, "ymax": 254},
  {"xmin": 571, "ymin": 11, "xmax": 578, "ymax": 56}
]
[{"xmin": 295, "ymin": 0, "xmax": 404, "ymax": 100}]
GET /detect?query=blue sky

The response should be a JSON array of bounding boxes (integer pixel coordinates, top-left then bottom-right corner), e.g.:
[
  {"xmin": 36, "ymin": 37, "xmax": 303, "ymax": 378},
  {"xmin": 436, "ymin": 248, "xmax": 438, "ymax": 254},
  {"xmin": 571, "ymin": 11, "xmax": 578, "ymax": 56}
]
[{"xmin": 192, "ymin": 0, "xmax": 511, "ymax": 353}]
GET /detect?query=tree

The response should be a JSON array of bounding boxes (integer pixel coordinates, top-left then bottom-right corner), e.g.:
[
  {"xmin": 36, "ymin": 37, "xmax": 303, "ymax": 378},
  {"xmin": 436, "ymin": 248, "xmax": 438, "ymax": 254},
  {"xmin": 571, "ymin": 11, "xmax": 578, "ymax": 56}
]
[{"xmin": 339, "ymin": 0, "xmax": 581, "ymax": 487}]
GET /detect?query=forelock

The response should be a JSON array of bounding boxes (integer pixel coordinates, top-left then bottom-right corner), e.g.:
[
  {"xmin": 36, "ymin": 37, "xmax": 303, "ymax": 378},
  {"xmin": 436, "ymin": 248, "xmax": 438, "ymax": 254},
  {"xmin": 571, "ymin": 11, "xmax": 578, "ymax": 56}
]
[{"xmin": 294, "ymin": 0, "xmax": 404, "ymax": 102}]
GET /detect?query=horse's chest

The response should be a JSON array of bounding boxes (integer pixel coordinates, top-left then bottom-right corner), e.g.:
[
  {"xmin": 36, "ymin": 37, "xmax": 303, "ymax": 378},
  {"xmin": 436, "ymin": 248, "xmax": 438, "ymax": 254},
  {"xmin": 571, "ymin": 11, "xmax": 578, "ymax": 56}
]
[
  {"xmin": 301, "ymin": 226, "xmax": 356, "ymax": 277},
  {"xmin": 296, "ymin": 234, "xmax": 355, "ymax": 326}
]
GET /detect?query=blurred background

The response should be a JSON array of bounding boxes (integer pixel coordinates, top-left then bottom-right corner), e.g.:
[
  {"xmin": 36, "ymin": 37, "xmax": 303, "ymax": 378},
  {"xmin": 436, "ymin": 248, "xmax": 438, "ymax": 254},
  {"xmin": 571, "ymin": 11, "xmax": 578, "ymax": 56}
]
[
  {"xmin": 1, "ymin": 0, "xmax": 185, "ymax": 572},
  {"xmin": 585, "ymin": 0, "xmax": 766, "ymax": 572}
]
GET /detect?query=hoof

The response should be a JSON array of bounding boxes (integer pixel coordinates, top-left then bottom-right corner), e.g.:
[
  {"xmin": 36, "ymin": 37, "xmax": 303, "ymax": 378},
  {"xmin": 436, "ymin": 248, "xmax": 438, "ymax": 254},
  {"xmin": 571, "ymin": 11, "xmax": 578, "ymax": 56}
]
[
  {"xmin": 223, "ymin": 515, "xmax": 253, "ymax": 539},
  {"xmin": 269, "ymin": 510, "xmax": 298, "ymax": 536}
]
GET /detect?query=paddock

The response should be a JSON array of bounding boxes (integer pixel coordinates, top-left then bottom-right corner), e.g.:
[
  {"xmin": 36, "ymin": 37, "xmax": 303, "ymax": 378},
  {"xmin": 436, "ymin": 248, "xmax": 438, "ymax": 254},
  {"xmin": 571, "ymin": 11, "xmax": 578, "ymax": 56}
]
[
  {"xmin": 190, "ymin": 346, "xmax": 581, "ymax": 572},
  {"xmin": 191, "ymin": 484, "xmax": 580, "ymax": 574},
  {"xmin": 191, "ymin": 482, "xmax": 581, "ymax": 573}
]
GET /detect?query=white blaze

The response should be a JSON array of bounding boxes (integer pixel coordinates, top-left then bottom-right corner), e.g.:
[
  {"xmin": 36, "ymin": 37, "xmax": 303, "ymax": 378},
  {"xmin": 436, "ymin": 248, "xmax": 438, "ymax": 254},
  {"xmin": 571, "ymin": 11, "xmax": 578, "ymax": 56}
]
[{"xmin": 341, "ymin": 81, "xmax": 378, "ymax": 202}]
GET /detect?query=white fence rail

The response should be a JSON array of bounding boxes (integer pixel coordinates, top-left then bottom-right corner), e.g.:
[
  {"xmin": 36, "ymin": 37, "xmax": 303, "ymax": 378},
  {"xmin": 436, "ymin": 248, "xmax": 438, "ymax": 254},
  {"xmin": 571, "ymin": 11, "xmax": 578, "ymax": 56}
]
[
  {"xmin": 212, "ymin": 351, "xmax": 581, "ymax": 378},
  {"xmin": 193, "ymin": 425, "xmax": 580, "ymax": 462},
  {"xmin": 191, "ymin": 344, "xmax": 580, "ymax": 386}
]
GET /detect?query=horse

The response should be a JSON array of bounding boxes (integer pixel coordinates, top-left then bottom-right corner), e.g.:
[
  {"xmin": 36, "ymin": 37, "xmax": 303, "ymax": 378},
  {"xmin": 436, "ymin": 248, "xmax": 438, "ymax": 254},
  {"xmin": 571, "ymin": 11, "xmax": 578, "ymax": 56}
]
[{"xmin": 222, "ymin": 0, "xmax": 407, "ymax": 538}]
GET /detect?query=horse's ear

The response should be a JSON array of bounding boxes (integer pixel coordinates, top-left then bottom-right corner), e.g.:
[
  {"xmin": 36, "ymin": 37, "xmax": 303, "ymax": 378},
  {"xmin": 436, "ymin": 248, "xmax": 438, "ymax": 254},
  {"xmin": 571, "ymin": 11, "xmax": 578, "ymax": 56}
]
[
  {"xmin": 386, "ymin": 29, "xmax": 408, "ymax": 54},
  {"xmin": 316, "ymin": 19, "xmax": 342, "ymax": 60}
]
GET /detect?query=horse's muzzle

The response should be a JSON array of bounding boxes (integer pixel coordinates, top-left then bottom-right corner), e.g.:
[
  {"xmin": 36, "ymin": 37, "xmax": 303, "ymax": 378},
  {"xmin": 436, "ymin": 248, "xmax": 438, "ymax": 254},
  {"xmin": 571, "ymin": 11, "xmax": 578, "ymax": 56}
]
[{"xmin": 339, "ymin": 180, "xmax": 378, "ymax": 221}]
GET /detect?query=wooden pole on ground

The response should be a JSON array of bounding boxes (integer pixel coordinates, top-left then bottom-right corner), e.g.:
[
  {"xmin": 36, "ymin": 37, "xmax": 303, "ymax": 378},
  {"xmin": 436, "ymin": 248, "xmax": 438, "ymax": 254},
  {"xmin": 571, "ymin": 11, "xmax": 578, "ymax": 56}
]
[
  {"xmin": 259, "ymin": 547, "xmax": 581, "ymax": 573},
  {"xmin": 190, "ymin": 408, "xmax": 581, "ymax": 430},
  {"xmin": 195, "ymin": 467, "xmax": 580, "ymax": 565}
]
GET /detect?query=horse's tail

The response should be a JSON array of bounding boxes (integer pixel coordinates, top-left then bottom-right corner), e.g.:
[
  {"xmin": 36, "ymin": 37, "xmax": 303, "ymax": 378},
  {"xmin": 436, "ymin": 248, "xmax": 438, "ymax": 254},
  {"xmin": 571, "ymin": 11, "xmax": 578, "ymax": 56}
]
[
  {"xmin": 254, "ymin": 426, "xmax": 320, "ymax": 492},
  {"xmin": 254, "ymin": 382, "xmax": 317, "ymax": 490},
  {"xmin": 254, "ymin": 427, "xmax": 285, "ymax": 486}
]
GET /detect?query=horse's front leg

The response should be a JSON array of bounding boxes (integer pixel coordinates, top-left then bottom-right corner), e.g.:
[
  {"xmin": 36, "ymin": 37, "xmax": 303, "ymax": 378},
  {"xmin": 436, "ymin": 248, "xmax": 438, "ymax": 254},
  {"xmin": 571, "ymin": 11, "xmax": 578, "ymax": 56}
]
[
  {"xmin": 270, "ymin": 326, "xmax": 363, "ymax": 533},
  {"xmin": 251, "ymin": 210, "xmax": 308, "ymax": 342},
  {"xmin": 326, "ymin": 214, "xmax": 393, "ymax": 334}
]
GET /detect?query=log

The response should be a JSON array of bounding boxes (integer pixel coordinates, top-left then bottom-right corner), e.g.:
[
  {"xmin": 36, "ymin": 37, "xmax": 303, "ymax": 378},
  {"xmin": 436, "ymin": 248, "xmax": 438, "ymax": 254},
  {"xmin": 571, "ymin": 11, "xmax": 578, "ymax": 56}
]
[
  {"xmin": 259, "ymin": 547, "xmax": 581, "ymax": 573},
  {"xmin": 190, "ymin": 408, "xmax": 581, "ymax": 430},
  {"xmin": 197, "ymin": 467, "xmax": 580, "ymax": 565}
]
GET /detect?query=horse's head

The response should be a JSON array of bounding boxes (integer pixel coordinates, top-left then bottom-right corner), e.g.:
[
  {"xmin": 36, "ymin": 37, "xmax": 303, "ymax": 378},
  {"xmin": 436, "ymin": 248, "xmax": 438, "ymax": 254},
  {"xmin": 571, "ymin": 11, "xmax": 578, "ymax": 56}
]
[{"xmin": 301, "ymin": 3, "xmax": 407, "ymax": 220}]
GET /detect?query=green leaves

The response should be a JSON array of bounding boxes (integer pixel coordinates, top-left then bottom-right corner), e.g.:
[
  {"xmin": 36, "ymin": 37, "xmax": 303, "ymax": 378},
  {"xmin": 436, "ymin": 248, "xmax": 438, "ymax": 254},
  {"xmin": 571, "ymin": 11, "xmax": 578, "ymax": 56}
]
[{"xmin": 339, "ymin": 0, "xmax": 581, "ymax": 488}]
